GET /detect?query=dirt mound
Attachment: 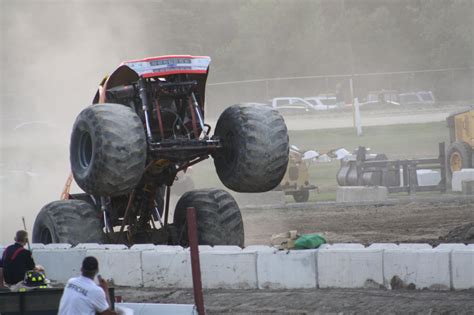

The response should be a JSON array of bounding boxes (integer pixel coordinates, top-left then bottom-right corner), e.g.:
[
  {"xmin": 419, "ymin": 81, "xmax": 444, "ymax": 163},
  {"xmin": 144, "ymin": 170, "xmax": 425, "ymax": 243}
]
[{"xmin": 439, "ymin": 223, "xmax": 474, "ymax": 244}]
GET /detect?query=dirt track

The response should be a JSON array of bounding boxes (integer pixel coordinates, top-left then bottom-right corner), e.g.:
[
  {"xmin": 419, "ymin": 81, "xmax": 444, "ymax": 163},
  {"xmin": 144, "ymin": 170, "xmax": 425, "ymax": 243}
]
[
  {"xmin": 242, "ymin": 196, "xmax": 474, "ymax": 246},
  {"xmin": 116, "ymin": 287, "xmax": 474, "ymax": 314},
  {"xmin": 117, "ymin": 196, "xmax": 473, "ymax": 314}
]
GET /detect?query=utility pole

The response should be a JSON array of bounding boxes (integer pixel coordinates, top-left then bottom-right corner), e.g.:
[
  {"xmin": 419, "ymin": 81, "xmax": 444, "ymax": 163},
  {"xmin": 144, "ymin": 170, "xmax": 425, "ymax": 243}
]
[{"xmin": 342, "ymin": 0, "xmax": 358, "ymax": 135}]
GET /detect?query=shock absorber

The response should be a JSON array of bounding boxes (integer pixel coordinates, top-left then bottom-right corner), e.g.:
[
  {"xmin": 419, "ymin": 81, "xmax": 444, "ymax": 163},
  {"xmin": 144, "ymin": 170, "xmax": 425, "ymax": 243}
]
[
  {"xmin": 138, "ymin": 78, "xmax": 153, "ymax": 141},
  {"xmin": 191, "ymin": 92, "xmax": 206, "ymax": 136}
]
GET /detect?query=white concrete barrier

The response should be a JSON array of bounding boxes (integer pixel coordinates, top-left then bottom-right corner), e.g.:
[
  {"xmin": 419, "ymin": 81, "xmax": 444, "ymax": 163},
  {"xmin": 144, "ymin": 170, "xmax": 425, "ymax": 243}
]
[
  {"xmin": 243, "ymin": 245, "xmax": 277, "ymax": 253},
  {"xmin": 336, "ymin": 186, "xmax": 388, "ymax": 203},
  {"xmin": 329, "ymin": 243, "xmax": 365, "ymax": 249},
  {"xmin": 32, "ymin": 244, "xmax": 87, "ymax": 284},
  {"xmin": 416, "ymin": 170, "xmax": 441, "ymax": 186},
  {"xmin": 396, "ymin": 243, "xmax": 432, "ymax": 249},
  {"xmin": 141, "ymin": 246, "xmax": 192, "ymax": 288},
  {"xmin": 368, "ymin": 243, "xmax": 398, "ymax": 249},
  {"xmin": 452, "ymin": 169, "xmax": 474, "ymax": 191},
  {"xmin": 451, "ymin": 247, "xmax": 474, "ymax": 289},
  {"xmin": 256, "ymin": 249, "xmax": 317, "ymax": 289},
  {"xmin": 383, "ymin": 246, "xmax": 451, "ymax": 290},
  {"xmin": 88, "ymin": 245, "xmax": 142, "ymax": 287},
  {"xmin": 199, "ymin": 246, "xmax": 257, "ymax": 289},
  {"xmin": 2, "ymin": 242, "xmax": 472, "ymax": 291},
  {"xmin": 31, "ymin": 243, "xmax": 46, "ymax": 250},
  {"xmin": 317, "ymin": 245, "xmax": 383, "ymax": 288}
]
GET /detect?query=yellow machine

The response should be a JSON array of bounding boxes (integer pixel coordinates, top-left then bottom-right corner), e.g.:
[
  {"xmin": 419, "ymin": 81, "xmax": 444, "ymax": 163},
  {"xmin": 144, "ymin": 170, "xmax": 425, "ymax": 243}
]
[
  {"xmin": 277, "ymin": 148, "xmax": 317, "ymax": 202},
  {"xmin": 446, "ymin": 107, "xmax": 474, "ymax": 179}
]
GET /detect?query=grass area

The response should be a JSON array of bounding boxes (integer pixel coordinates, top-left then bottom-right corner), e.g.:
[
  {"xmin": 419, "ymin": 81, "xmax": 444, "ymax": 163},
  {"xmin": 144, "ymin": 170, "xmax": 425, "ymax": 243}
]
[
  {"xmin": 288, "ymin": 121, "xmax": 448, "ymax": 159},
  {"xmin": 190, "ymin": 121, "xmax": 449, "ymax": 201}
]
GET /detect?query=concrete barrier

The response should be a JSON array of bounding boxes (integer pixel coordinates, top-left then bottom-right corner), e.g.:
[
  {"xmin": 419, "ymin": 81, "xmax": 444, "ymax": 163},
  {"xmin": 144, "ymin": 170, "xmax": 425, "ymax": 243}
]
[
  {"xmin": 141, "ymin": 246, "xmax": 192, "ymax": 288},
  {"xmin": 200, "ymin": 246, "xmax": 257, "ymax": 289},
  {"xmin": 256, "ymin": 249, "xmax": 317, "ymax": 289},
  {"xmin": 88, "ymin": 245, "xmax": 142, "ymax": 287},
  {"xmin": 383, "ymin": 246, "xmax": 452, "ymax": 290},
  {"xmin": 317, "ymin": 245, "xmax": 383, "ymax": 288},
  {"xmin": 396, "ymin": 243, "xmax": 432, "ymax": 249},
  {"xmin": 336, "ymin": 186, "xmax": 388, "ymax": 203},
  {"xmin": 451, "ymin": 247, "xmax": 474, "ymax": 289},
  {"xmin": 452, "ymin": 169, "xmax": 474, "ymax": 192},
  {"xmin": 33, "ymin": 244, "xmax": 87, "ymax": 284},
  {"xmin": 31, "ymin": 243, "xmax": 46, "ymax": 250},
  {"xmin": 416, "ymin": 170, "xmax": 441, "ymax": 186},
  {"xmin": 2, "ymin": 242, "xmax": 472, "ymax": 290}
]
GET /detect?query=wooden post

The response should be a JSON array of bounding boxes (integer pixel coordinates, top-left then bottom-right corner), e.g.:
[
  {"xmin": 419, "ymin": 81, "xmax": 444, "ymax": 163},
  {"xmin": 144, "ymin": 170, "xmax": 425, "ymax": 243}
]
[
  {"xmin": 187, "ymin": 207, "xmax": 205, "ymax": 315},
  {"xmin": 439, "ymin": 142, "xmax": 447, "ymax": 192},
  {"xmin": 408, "ymin": 163, "xmax": 418, "ymax": 195},
  {"xmin": 164, "ymin": 186, "xmax": 171, "ymax": 227}
]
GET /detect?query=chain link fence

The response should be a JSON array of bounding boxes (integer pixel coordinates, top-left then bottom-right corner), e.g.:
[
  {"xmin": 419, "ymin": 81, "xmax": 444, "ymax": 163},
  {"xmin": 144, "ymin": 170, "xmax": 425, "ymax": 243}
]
[{"xmin": 205, "ymin": 67, "xmax": 473, "ymax": 118}]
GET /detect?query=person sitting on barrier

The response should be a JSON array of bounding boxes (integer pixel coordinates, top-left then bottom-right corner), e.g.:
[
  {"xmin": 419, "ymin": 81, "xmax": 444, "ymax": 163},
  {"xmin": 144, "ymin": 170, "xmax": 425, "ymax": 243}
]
[
  {"xmin": 58, "ymin": 256, "xmax": 117, "ymax": 315},
  {"xmin": 0, "ymin": 230, "xmax": 36, "ymax": 288}
]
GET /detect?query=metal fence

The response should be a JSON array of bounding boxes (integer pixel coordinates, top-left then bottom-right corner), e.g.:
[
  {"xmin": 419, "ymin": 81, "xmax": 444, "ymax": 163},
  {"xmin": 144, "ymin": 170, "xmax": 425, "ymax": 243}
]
[{"xmin": 205, "ymin": 67, "xmax": 473, "ymax": 118}]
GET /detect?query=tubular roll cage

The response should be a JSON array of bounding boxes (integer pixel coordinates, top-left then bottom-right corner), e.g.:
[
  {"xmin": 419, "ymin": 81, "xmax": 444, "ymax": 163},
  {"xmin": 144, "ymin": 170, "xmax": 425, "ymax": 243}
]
[{"xmin": 106, "ymin": 77, "xmax": 222, "ymax": 161}]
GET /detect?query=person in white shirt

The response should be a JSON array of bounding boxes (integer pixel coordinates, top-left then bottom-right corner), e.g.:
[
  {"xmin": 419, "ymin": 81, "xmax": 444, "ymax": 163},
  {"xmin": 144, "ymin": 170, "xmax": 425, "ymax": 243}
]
[{"xmin": 58, "ymin": 256, "xmax": 116, "ymax": 315}]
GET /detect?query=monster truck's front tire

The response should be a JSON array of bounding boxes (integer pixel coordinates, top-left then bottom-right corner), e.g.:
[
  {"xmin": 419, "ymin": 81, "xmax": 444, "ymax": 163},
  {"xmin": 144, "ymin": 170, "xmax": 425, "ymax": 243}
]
[
  {"xmin": 32, "ymin": 200, "xmax": 105, "ymax": 245},
  {"xmin": 173, "ymin": 188, "xmax": 244, "ymax": 247},
  {"xmin": 213, "ymin": 104, "xmax": 289, "ymax": 192},
  {"xmin": 70, "ymin": 104, "xmax": 146, "ymax": 196}
]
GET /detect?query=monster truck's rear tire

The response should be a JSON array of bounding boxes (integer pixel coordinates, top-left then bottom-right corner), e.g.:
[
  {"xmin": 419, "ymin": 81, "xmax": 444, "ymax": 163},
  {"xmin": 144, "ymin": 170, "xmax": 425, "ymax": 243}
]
[
  {"xmin": 32, "ymin": 200, "xmax": 105, "ymax": 245},
  {"xmin": 173, "ymin": 188, "xmax": 244, "ymax": 247},
  {"xmin": 213, "ymin": 104, "xmax": 289, "ymax": 192},
  {"xmin": 70, "ymin": 104, "xmax": 146, "ymax": 196}
]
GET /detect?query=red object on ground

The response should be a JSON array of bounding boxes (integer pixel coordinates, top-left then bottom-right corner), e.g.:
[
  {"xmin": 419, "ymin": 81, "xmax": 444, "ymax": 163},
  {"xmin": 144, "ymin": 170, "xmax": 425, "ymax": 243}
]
[{"xmin": 187, "ymin": 207, "xmax": 205, "ymax": 315}]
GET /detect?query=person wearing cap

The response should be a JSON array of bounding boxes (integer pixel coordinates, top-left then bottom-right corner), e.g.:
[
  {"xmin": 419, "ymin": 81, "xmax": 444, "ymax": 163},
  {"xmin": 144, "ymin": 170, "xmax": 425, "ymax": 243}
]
[
  {"xmin": 58, "ymin": 256, "xmax": 117, "ymax": 315},
  {"xmin": 0, "ymin": 230, "xmax": 36, "ymax": 287}
]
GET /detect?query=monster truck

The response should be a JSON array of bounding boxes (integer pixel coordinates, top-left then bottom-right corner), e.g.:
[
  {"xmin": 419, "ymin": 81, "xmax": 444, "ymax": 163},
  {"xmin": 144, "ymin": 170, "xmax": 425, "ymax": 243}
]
[{"xmin": 32, "ymin": 55, "xmax": 289, "ymax": 247}]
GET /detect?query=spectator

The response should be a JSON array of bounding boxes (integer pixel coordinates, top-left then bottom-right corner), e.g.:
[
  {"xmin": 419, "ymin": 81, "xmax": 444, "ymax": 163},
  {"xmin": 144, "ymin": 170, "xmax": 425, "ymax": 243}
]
[
  {"xmin": 1, "ymin": 230, "xmax": 35, "ymax": 287},
  {"xmin": 58, "ymin": 256, "xmax": 117, "ymax": 315}
]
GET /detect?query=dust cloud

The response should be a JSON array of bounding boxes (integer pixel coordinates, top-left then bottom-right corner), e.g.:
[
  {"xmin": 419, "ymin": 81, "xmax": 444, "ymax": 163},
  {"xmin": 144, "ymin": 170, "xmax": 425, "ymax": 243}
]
[
  {"xmin": 0, "ymin": 0, "xmax": 173, "ymax": 244},
  {"xmin": 1, "ymin": 1, "xmax": 472, "ymax": 245}
]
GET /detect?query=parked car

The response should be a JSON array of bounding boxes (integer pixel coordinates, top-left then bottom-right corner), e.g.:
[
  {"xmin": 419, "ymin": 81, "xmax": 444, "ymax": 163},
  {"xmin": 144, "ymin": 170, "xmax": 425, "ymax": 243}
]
[
  {"xmin": 304, "ymin": 95, "xmax": 338, "ymax": 110},
  {"xmin": 241, "ymin": 102, "xmax": 270, "ymax": 107},
  {"xmin": 398, "ymin": 90, "xmax": 435, "ymax": 105},
  {"xmin": 269, "ymin": 97, "xmax": 315, "ymax": 114},
  {"xmin": 362, "ymin": 90, "xmax": 400, "ymax": 106}
]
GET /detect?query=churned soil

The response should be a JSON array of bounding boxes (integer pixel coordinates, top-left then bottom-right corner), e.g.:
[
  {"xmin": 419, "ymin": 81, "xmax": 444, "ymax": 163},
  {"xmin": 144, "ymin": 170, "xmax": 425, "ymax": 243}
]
[
  {"xmin": 241, "ymin": 195, "xmax": 474, "ymax": 246},
  {"xmin": 116, "ymin": 195, "xmax": 473, "ymax": 314},
  {"xmin": 116, "ymin": 287, "xmax": 474, "ymax": 314}
]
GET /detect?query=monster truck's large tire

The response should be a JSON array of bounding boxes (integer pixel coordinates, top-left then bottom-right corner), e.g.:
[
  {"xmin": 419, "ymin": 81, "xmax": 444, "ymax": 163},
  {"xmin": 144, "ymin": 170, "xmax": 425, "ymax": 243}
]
[
  {"xmin": 32, "ymin": 200, "xmax": 105, "ymax": 245},
  {"xmin": 173, "ymin": 188, "xmax": 244, "ymax": 247},
  {"xmin": 213, "ymin": 104, "xmax": 289, "ymax": 192},
  {"xmin": 70, "ymin": 104, "xmax": 146, "ymax": 196},
  {"xmin": 447, "ymin": 141, "xmax": 473, "ymax": 182}
]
